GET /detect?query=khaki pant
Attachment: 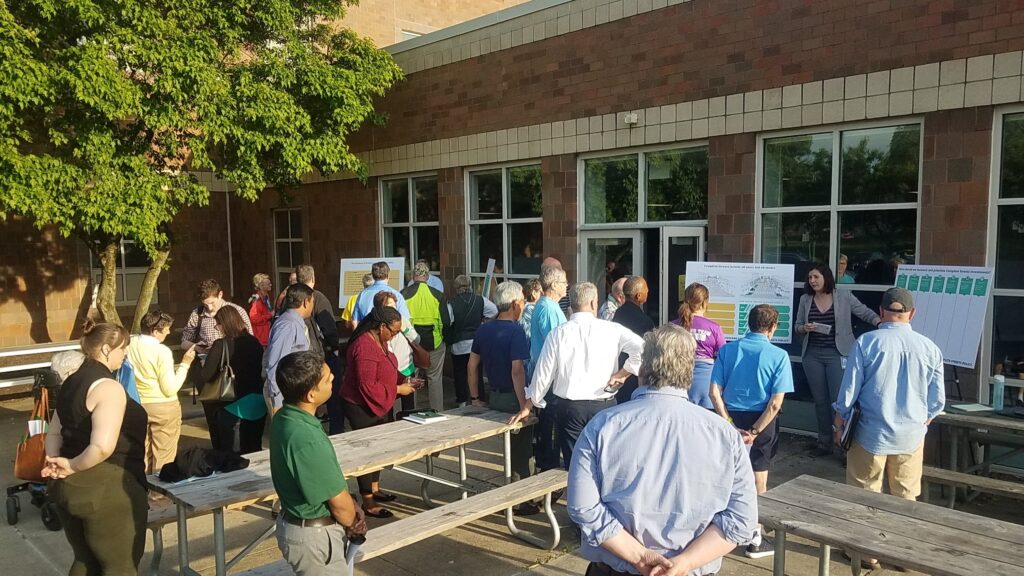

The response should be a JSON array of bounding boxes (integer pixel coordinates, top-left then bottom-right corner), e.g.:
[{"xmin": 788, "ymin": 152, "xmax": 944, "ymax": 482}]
[
  {"xmin": 142, "ymin": 400, "xmax": 182, "ymax": 474},
  {"xmin": 846, "ymin": 440, "xmax": 924, "ymax": 500}
]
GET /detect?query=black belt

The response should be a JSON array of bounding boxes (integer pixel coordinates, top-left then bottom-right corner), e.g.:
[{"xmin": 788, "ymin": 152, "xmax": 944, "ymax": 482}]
[
  {"xmin": 283, "ymin": 511, "xmax": 336, "ymax": 528},
  {"xmin": 560, "ymin": 396, "xmax": 616, "ymax": 403}
]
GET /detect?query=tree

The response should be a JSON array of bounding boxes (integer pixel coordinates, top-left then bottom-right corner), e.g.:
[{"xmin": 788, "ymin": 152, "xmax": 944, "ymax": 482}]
[{"xmin": 0, "ymin": 0, "xmax": 402, "ymax": 330}]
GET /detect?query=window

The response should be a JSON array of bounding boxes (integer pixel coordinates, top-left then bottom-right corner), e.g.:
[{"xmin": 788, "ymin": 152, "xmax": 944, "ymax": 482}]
[
  {"xmin": 89, "ymin": 240, "xmax": 155, "ymax": 305},
  {"xmin": 466, "ymin": 164, "xmax": 543, "ymax": 280},
  {"xmin": 990, "ymin": 111, "xmax": 1024, "ymax": 380},
  {"xmin": 583, "ymin": 146, "xmax": 709, "ymax": 225},
  {"xmin": 758, "ymin": 123, "xmax": 921, "ymax": 284},
  {"xmin": 274, "ymin": 208, "xmax": 304, "ymax": 288},
  {"xmin": 380, "ymin": 175, "xmax": 440, "ymax": 275}
]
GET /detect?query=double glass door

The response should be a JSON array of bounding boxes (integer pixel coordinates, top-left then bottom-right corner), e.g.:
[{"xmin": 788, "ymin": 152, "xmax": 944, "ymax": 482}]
[{"xmin": 580, "ymin": 226, "xmax": 704, "ymax": 324}]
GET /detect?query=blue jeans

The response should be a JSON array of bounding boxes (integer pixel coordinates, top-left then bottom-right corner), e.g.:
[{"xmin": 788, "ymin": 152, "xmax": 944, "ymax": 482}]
[
  {"xmin": 802, "ymin": 345, "xmax": 846, "ymax": 449},
  {"xmin": 687, "ymin": 360, "xmax": 715, "ymax": 409}
]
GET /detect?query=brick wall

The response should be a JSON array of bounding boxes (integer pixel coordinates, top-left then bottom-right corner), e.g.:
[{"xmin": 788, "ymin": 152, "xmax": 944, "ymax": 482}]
[
  {"xmin": 919, "ymin": 107, "xmax": 993, "ymax": 266},
  {"xmin": 167, "ymin": 193, "xmax": 235, "ymax": 319},
  {"xmin": 437, "ymin": 167, "xmax": 466, "ymax": 291},
  {"xmin": 353, "ymin": 0, "xmax": 1024, "ymax": 151},
  {"xmin": 707, "ymin": 133, "xmax": 756, "ymax": 262},
  {"xmin": 342, "ymin": 0, "xmax": 529, "ymax": 47},
  {"xmin": 0, "ymin": 219, "xmax": 90, "ymax": 348},
  {"xmin": 541, "ymin": 154, "xmax": 578, "ymax": 283}
]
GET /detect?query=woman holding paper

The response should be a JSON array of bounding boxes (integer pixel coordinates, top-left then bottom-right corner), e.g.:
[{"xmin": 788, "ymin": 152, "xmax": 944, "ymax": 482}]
[{"xmin": 796, "ymin": 264, "xmax": 881, "ymax": 456}]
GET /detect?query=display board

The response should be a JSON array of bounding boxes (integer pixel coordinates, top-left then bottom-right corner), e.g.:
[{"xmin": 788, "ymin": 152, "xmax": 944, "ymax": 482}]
[
  {"xmin": 338, "ymin": 257, "xmax": 406, "ymax": 311},
  {"xmin": 895, "ymin": 264, "xmax": 993, "ymax": 369},
  {"xmin": 685, "ymin": 262, "xmax": 795, "ymax": 343}
]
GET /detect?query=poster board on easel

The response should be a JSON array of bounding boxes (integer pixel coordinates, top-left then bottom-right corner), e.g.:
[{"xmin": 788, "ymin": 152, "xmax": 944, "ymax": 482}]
[
  {"xmin": 338, "ymin": 257, "xmax": 406, "ymax": 312},
  {"xmin": 895, "ymin": 264, "xmax": 993, "ymax": 369}
]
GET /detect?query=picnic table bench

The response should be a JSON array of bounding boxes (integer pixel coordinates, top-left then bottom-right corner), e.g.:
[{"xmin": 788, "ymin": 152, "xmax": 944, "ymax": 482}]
[
  {"xmin": 759, "ymin": 475, "xmax": 1024, "ymax": 576},
  {"xmin": 147, "ymin": 406, "xmax": 558, "ymax": 576},
  {"xmin": 931, "ymin": 411, "xmax": 1024, "ymax": 507}
]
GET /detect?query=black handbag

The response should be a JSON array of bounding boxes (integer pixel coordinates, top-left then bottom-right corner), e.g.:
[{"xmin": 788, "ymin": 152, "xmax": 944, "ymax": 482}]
[{"xmin": 198, "ymin": 341, "xmax": 236, "ymax": 402}]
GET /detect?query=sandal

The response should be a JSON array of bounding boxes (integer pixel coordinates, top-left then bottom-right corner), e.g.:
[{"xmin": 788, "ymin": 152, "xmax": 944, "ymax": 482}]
[
  {"xmin": 363, "ymin": 507, "xmax": 394, "ymax": 519},
  {"xmin": 371, "ymin": 491, "xmax": 397, "ymax": 502}
]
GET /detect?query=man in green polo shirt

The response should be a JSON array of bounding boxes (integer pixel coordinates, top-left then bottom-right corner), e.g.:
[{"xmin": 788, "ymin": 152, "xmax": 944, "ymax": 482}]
[{"xmin": 271, "ymin": 351, "xmax": 366, "ymax": 575}]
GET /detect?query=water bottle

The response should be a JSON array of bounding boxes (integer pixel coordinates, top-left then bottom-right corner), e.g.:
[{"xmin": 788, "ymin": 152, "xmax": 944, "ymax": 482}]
[{"xmin": 992, "ymin": 375, "xmax": 1005, "ymax": 411}]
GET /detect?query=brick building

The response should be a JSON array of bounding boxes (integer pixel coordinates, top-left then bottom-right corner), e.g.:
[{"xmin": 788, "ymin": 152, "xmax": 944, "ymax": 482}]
[{"xmin": 4, "ymin": 0, "xmax": 1024, "ymax": 408}]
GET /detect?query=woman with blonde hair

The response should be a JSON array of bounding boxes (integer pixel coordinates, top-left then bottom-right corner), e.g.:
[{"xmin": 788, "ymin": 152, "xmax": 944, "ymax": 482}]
[
  {"xmin": 673, "ymin": 283, "xmax": 726, "ymax": 409},
  {"xmin": 248, "ymin": 273, "xmax": 274, "ymax": 347},
  {"xmin": 44, "ymin": 321, "xmax": 149, "ymax": 575}
]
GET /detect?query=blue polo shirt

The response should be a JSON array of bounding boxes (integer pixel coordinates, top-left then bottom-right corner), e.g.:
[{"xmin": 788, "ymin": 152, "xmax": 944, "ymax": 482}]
[
  {"xmin": 529, "ymin": 296, "xmax": 566, "ymax": 375},
  {"xmin": 711, "ymin": 332, "xmax": 793, "ymax": 412},
  {"xmin": 351, "ymin": 280, "xmax": 410, "ymax": 321}
]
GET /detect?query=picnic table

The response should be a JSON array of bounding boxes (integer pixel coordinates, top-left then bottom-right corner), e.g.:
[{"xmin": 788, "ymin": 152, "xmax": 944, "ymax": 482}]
[
  {"xmin": 932, "ymin": 410, "xmax": 1024, "ymax": 506},
  {"xmin": 147, "ymin": 406, "xmax": 546, "ymax": 576},
  {"xmin": 759, "ymin": 475, "xmax": 1024, "ymax": 576}
]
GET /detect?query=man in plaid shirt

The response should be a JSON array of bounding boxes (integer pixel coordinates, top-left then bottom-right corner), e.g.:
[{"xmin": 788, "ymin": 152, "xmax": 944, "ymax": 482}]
[{"xmin": 182, "ymin": 279, "xmax": 253, "ymax": 354}]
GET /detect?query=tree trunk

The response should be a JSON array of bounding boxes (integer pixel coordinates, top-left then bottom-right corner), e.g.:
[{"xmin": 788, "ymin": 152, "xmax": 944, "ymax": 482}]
[
  {"xmin": 96, "ymin": 239, "xmax": 122, "ymax": 325},
  {"xmin": 132, "ymin": 247, "xmax": 170, "ymax": 333}
]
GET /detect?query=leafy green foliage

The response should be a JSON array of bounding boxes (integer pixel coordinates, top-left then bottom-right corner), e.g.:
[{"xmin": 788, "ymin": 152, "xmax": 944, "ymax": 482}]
[{"xmin": 0, "ymin": 0, "xmax": 402, "ymax": 259}]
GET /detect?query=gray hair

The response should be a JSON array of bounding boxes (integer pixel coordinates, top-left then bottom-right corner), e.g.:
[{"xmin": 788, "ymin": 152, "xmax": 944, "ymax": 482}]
[
  {"xmin": 413, "ymin": 261, "xmax": 430, "ymax": 279},
  {"xmin": 361, "ymin": 273, "xmax": 374, "ymax": 288},
  {"xmin": 295, "ymin": 264, "xmax": 315, "ymax": 285},
  {"xmin": 540, "ymin": 265, "xmax": 566, "ymax": 291},
  {"xmin": 454, "ymin": 274, "xmax": 472, "ymax": 293},
  {"xmin": 51, "ymin": 350, "xmax": 86, "ymax": 383},
  {"xmin": 610, "ymin": 277, "xmax": 626, "ymax": 298},
  {"xmin": 493, "ymin": 281, "xmax": 524, "ymax": 312},
  {"xmin": 569, "ymin": 282, "xmax": 598, "ymax": 312},
  {"xmin": 623, "ymin": 276, "xmax": 646, "ymax": 298},
  {"xmin": 640, "ymin": 325, "xmax": 696, "ymax": 390}
]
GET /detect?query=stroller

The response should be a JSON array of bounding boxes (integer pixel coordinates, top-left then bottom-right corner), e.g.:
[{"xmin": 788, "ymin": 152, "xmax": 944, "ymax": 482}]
[{"xmin": 5, "ymin": 368, "xmax": 62, "ymax": 531}]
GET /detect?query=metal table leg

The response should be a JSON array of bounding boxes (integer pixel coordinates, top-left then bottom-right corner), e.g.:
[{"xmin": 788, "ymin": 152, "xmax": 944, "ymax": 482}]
[
  {"xmin": 459, "ymin": 445, "xmax": 468, "ymax": 500},
  {"xmin": 420, "ymin": 454, "xmax": 436, "ymax": 507},
  {"xmin": 176, "ymin": 503, "xmax": 195, "ymax": 576},
  {"xmin": 502, "ymin": 430, "xmax": 561, "ymax": 549},
  {"xmin": 819, "ymin": 543, "xmax": 830, "ymax": 576},
  {"xmin": 773, "ymin": 529, "xmax": 786, "ymax": 575},
  {"xmin": 149, "ymin": 526, "xmax": 162, "ymax": 576},
  {"xmin": 946, "ymin": 427, "xmax": 959, "ymax": 508},
  {"xmin": 213, "ymin": 508, "xmax": 226, "ymax": 576}
]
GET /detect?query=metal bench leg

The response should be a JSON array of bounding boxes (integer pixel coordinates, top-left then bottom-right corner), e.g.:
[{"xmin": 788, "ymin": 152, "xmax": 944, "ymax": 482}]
[
  {"xmin": 773, "ymin": 529, "xmax": 786, "ymax": 576},
  {"xmin": 459, "ymin": 445, "xmax": 468, "ymax": 500},
  {"xmin": 946, "ymin": 428, "xmax": 959, "ymax": 508},
  {"xmin": 850, "ymin": 552, "xmax": 862, "ymax": 576},
  {"xmin": 176, "ymin": 504, "xmax": 191, "ymax": 576},
  {"xmin": 213, "ymin": 509, "xmax": 226, "ymax": 576},
  {"xmin": 420, "ymin": 454, "xmax": 437, "ymax": 508},
  {"xmin": 149, "ymin": 526, "xmax": 162, "ymax": 576},
  {"xmin": 819, "ymin": 543, "xmax": 830, "ymax": 576}
]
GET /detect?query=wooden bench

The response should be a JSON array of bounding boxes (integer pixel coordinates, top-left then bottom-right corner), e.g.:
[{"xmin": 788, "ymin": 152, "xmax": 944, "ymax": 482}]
[
  {"xmin": 921, "ymin": 465, "xmax": 1024, "ymax": 507},
  {"xmin": 237, "ymin": 468, "xmax": 568, "ymax": 576}
]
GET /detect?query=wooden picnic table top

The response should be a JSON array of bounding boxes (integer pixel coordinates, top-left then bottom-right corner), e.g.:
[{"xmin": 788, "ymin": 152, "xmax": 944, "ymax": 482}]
[
  {"xmin": 147, "ymin": 406, "xmax": 524, "ymax": 515},
  {"xmin": 933, "ymin": 411, "xmax": 1024, "ymax": 434},
  {"xmin": 759, "ymin": 475, "xmax": 1024, "ymax": 576}
]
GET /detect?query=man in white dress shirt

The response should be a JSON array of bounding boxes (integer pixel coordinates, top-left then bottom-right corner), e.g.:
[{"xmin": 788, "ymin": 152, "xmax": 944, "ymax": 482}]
[{"xmin": 511, "ymin": 282, "xmax": 644, "ymax": 468}]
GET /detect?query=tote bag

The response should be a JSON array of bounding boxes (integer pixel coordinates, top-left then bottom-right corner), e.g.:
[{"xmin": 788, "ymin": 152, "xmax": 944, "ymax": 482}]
[
  {"xmin": 14, "ymin": 387, "xmax": 50, "ymax": 482},
  {"xmin": 197, "ymin": 342, "xmax": 237, "ymax": 402}
]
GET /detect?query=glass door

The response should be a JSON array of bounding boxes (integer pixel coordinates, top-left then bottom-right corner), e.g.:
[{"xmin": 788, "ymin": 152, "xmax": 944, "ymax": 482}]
[
  {"xmin": 579, "ymin": 230, "xmax": 643, "ymax": 304},
  {"xmin": 660, "ymin": 226, "xmax": 705, "ymax": 324}
]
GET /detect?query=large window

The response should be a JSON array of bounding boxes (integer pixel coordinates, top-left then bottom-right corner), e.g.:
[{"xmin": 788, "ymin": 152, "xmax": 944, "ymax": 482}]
[
  {"xmin": 380, "ymin": 175, "xmax": 440, "ymax": 274},
  {"xmin": 466, "ymin": 164, "xmax": 543, "ymax": 281},
  {"xmin": 990, "ymin": 111, "xmax": 1024, "ymax": 382},
  {"xmin": 90, "ymin": 240, "xmax": 155, "ymax": 305},
  {"xmin": 274, "ymin": 208, "xmax": 304, "ymax": 289},
  {"xmin": 583, "ymin": 146, "xmax": 709, "ymax": 225},
  {"xmin": 759, "ymin": 123, "xmax": 921, "ymax": 284}
]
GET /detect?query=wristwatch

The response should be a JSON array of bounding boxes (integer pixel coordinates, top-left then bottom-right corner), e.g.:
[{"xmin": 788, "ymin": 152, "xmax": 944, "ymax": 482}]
[{"xmin": 749, "ymin": 427, "xmax": 760, "ymax": 436}]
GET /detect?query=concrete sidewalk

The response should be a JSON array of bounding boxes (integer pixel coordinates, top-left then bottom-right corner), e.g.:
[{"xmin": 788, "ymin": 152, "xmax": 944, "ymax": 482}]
[{"xmin": 1, "ymin": 391, "xmax": 1018, "ymax": 576}]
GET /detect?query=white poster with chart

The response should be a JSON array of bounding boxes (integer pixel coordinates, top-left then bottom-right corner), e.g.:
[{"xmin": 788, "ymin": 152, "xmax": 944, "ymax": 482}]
[
  {"xmin": 338, "ymin": 257, "xmax": 406, "ymax": 311},
  {"xmin": 685, "ymin": 262, "xmax": 795, "ymax": 344},
  {"xmin": 895, "ymin": 265, "xmax": 993, "ymax": 369}
]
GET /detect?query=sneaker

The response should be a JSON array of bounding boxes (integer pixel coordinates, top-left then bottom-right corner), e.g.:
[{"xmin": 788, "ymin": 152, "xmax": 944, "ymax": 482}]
[{"xmin": 745, "ymin": 538, "xmax": 775, "ymax": 559}]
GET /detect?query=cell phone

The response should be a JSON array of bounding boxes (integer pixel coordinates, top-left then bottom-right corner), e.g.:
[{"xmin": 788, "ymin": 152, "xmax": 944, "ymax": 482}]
[{"xmin": 407, "ymin": 377, "xmax": 426, "ymax": 389}]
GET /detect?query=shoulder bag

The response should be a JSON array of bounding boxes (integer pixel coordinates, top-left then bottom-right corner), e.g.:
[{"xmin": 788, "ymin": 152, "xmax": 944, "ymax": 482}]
[
  {"xmin": 198, "ymin": 341, "xmax": 237, "ymax": 402},
  {"xmin": 14, "ymin": 386, "xmax": 50, "ymax": 482}
]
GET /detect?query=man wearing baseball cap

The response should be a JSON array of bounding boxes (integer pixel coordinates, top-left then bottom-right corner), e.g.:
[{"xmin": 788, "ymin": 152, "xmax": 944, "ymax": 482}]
[{"xmin": 833, "ymin": 287, "xmax": 945, "ymax": 507}]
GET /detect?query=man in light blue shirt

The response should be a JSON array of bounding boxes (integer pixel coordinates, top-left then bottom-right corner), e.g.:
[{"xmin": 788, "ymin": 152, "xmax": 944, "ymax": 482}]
[
  {"xmin": 352, "ymin": 261, "xmax": 410, "ymax": 322},
  {"xmin": 709, "ymin": 304, "xmax": 793, "ymax": 559},
  {"xmin": 529, "ymin": 264, "xmax": 567, "ymax": 472},
  {"xmin": 833, "ymin": 287, "xmax": 944, "ymax": 501},
  {"xmin": 569, "ymin": 325, "xmax": 758, "ymax": 576},
  {"xmin": 264, "ymin": 284, "xmax": 314, "ymax": 413},
  {"xmin": 405, "ymin": 259, "xmax": 444, "ymax": 293}
]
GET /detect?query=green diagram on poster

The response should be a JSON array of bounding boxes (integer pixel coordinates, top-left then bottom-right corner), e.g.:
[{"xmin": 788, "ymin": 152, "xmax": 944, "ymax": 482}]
[{"xmin": 895, "ymin": 265, "xmax": 993, "ymax": 369}]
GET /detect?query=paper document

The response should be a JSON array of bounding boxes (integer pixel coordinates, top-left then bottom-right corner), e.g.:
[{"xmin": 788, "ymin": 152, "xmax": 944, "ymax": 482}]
[
  {"xmin": 946, "ymin": 403, "xmax": 994, "ymax": 413},
  {"xmin": 27, "ymin": 420, "xmax": 46, "ymax": 437}
]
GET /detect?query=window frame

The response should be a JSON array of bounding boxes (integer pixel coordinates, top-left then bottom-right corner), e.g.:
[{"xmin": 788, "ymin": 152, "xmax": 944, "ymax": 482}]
[
  {"xmin": 754, "ymin": 118, "xmax": 925, "ymax": 293},
  {"xmin": 89, "ymin": 239, "xmax": 155, "ymax": 306},
  {"xmin": 273, "ymin": 207, "xmax": 305, "ymax": 288},
  {"xmin": 378, "ymin": 172, "xmax": 440, "ymax": 276},
  {"xmin": 983, "ymin": 105, "xmax": 1024, "ymax": 402},
  {"xmin": 576, "ymin": 141, "xmax": 712, "ymax": 231},
  {"xmin": 464, "ymin": 161, "xmax": 544, "ymax": 282}
]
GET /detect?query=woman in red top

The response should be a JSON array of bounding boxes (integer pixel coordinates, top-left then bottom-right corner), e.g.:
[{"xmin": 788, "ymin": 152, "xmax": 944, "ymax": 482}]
[
  {"xmin": 247, "ymin": 273, "xmax": 274, "ymax": 347},
  {"xmin": 341, "ymin": 305, "xmax": 418, "ymax": 518}
]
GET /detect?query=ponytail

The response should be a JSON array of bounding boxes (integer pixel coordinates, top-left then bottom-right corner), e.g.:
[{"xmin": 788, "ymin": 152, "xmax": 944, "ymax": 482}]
[{"xmin": 678, "ymin": 283, "xmax": 709, "ymax": 330}]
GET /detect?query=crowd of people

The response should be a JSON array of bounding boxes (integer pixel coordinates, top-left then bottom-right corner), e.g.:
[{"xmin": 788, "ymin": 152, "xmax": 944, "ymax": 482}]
[{"xmin": 37, "ymin": 256, "xmax": 946, "ymax": 576}]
